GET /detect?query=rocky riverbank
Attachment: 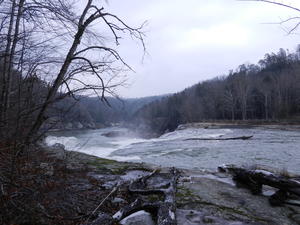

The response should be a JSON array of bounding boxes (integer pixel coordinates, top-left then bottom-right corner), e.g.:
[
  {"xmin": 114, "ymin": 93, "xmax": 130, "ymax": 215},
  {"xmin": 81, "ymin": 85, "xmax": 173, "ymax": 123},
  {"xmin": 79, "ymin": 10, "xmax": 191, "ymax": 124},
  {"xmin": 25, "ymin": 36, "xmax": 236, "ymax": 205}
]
[
  {"xmin": 2, "ymin": 143, "xmax": 299, "ymax": 225},
  {"xmin": 177, "ymin": 121, "xmax": 300, "ymax": 131},
  {"xmin": 47, "ymin": 144, "xmax": 300, "ymax": 224}
]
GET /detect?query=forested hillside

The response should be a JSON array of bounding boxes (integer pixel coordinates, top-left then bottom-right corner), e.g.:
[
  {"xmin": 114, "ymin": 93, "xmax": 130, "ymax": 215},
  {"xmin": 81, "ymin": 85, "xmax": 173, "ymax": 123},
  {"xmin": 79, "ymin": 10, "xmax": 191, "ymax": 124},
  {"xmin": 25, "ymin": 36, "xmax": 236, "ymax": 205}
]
[
  {"xmin": 44, "ymin": 95, "xmax": 164, "ymax": 130},
  {"xmin": 8, "ymin": 48, "xmax": 299, "ymax": 135},
  {"xmin": 79, "ymin": 96, "xmax": 164, "ymax": 124},
  {"xmin": 0, "ymin": 62, "xmax": 162, "ymax": 131},
  {"xmin": 133, "ymin": 48, "xmax": 300, "ymax": 135}
]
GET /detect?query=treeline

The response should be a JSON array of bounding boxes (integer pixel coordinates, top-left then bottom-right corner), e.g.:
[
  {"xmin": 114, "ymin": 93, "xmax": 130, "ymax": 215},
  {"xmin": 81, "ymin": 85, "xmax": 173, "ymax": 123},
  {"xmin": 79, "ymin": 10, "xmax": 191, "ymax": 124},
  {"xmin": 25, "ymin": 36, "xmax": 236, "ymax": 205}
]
[
  {"xmin": 79, "ymin": 96, "xmax": 163, "ymax": 125},
  {"xmin": 22, "ymin": 76, "xmax": 166, "ymax": 130},
  {"xmin": 0, "ymin": 63, "xmax": 162, "ymax": 132},
  {"xmin": 47, "ymin": 95, "xmax": 163, "ymax": 130},
  {"xmin": 133, "ymin": 48, "xmax": 300, "ymax": 134}
]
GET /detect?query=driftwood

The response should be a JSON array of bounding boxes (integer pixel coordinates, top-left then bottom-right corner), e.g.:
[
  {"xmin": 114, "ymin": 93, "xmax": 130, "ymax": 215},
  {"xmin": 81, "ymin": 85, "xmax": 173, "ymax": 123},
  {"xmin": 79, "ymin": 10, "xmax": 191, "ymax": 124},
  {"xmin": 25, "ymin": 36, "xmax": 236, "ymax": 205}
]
[
  {"xmin": 85, "ymin": 186, "xmax": 118, "ymax": 224},
  {"xmin": 87, "ymin": 168, "xmax": 179, "ymax": 225},
  {"xmin": 219, "ymin": 164, "xmax": 300, "ymax": 206},
  {"xmin": 185, "ymin": 135, "xmax": 253, "ymax": 141},
  {"xmin": 126, "ymin": 168, "xmax": 178, "ymax": 225}
]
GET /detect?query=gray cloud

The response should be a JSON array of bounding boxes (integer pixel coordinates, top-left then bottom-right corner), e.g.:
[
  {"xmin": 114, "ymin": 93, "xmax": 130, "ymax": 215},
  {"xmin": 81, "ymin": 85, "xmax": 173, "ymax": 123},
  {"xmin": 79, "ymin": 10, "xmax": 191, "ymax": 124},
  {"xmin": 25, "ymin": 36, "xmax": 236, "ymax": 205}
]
[{"xmin": 102, "ymin": 0, "xmax": 300, "ymax": 97}]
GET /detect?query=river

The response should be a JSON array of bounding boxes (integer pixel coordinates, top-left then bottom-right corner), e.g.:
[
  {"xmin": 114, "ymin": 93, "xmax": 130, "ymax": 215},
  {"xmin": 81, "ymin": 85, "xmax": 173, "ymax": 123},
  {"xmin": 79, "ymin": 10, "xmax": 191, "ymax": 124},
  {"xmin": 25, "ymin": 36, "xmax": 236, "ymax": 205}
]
[{"xmin": 45, "ymin": 126, "xmax": 300, "ymax": 174}]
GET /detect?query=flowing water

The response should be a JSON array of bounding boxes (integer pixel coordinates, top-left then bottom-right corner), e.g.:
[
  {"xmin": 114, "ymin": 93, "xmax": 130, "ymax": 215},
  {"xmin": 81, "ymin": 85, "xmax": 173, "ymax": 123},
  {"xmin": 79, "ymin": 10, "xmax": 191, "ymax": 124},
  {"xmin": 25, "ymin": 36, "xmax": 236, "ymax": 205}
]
[{"xmin": 45, "ymin": 126, "xmax": 300, "ymax": 173}]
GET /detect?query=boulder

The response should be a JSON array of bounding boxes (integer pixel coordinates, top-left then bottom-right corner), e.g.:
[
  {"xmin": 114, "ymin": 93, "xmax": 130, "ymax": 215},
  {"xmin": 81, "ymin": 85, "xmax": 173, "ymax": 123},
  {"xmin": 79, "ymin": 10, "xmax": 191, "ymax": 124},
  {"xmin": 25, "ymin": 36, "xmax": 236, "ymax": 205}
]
[
  {"xmin": 112, "ymin": 197, "xmax": 127, "ymax": 204},
  {"xmin": 120, "ymin": 210, "xmax": 155, "ymax": 225}
]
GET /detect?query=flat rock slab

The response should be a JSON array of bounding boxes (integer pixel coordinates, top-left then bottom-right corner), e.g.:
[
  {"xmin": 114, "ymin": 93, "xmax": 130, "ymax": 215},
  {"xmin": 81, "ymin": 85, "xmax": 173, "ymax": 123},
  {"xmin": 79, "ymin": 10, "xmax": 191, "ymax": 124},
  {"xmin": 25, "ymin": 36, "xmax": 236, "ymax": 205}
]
[
  {"xmin": 120, "ymin": 210, "xmax": 155, "ymax": 225},
  {"xmin": 176, "ymin": 209, "xmax": 264, "ymax": 225},
  {"xmin": 177, "ymin": 172, "xmax": 300, "ymax": 225}
]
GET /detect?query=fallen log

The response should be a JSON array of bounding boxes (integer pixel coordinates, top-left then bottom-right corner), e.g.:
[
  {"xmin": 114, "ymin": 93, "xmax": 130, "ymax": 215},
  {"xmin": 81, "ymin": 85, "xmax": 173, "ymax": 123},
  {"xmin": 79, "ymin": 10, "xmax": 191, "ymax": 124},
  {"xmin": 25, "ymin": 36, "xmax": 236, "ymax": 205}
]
[
  {"xmin": 285, "ymin": 199, "xmax": 300, "ymax": 207},
  {"xmin": 87, "ymin": 168, "xmax": 179, "ymax": 225},
  {"xmin": 157, "ymin": 168, "xmax": 178, "ymax": 225},
  {"xmin": 116, "ymin": 168, "xmax": 179, "ymax": 225},
  {"xmin": 218, "ymin": 164, "xmax": 300, "ymax": 206},
  {"xmin": 185, "ymin": 135, "xmax": 253, "ymax": 141}
]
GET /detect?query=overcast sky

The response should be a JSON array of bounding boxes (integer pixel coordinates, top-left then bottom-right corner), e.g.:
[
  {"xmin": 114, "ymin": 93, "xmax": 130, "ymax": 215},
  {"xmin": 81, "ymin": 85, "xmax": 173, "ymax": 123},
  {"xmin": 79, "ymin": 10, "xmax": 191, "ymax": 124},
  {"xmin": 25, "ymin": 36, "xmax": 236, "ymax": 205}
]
[{"xmin": 102, "ymin": 0, "xmax": 300, "ymax": 98}]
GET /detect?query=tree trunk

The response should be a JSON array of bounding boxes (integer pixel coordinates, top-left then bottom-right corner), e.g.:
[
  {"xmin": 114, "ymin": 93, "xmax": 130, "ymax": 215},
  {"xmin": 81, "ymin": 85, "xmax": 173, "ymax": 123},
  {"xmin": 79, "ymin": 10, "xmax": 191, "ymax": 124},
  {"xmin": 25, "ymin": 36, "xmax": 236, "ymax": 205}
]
[
  {"xmin": 264, "ymin": 94, "xmax": 268, "ymax": 120},
  {"xmin": 0, "ymin": 0, "xmax": 16, "ymax": 128},
  {"xmin": 6, "ymin": 0, "xmax": 25, "ymax": 130},
  {"xmin": 219, "ymin": 165, "xmax": 300, "ymax": 206},
  {"xmin": 26, "ymin": 1, "xmax": 94, "ymax": 142}
]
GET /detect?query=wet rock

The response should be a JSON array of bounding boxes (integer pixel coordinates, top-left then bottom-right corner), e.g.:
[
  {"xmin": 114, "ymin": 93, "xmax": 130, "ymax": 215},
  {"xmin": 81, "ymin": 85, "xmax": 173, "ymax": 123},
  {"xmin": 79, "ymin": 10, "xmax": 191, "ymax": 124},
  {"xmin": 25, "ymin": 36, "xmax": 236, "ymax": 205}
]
[
  {"xmin": 120, "ymin": 210, "xmax": 155, "ymax": 225},
  {"xmin": 112, "ymin": 197, "xmax": 127, "ymax": 204},
  {"xmin": 177, "ymin": 171, "xmax": 298, "ymax": 225},
  {"xmin": 120, "ymin": 170, "xmax": 151, "ymax": 182}
]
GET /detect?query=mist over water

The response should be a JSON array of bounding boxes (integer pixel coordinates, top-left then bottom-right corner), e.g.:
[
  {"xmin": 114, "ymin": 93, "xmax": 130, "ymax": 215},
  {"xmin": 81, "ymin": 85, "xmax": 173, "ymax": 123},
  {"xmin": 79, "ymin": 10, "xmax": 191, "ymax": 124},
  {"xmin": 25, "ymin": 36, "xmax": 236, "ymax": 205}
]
[{"xmin": 46, "ymin": 126, "xmax": 300, "ymax": 174}]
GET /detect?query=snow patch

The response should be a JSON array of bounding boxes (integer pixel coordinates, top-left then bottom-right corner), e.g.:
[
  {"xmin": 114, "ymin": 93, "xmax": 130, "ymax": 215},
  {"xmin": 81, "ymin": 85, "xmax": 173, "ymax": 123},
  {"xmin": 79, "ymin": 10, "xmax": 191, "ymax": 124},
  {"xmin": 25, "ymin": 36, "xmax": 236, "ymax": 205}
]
[{"xmin": 254, "ymin": 170, "xmax": 274, "ymax": 176}]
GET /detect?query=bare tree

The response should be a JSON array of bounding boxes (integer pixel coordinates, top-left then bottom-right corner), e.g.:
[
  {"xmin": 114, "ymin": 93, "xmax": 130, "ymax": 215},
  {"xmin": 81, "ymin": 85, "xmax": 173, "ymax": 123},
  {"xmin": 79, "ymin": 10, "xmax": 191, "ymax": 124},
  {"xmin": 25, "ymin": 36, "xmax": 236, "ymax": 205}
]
[
  {"xmin": 242, "ymin": 0, "xmax": 300, "ymax": 33},
  {"xmin": 223, "ymin": 89, "xmax": 237, "ymax": 121},
  {"xmin": 0, "ymin": 0, "xmax": 145, "ymax": 144}
]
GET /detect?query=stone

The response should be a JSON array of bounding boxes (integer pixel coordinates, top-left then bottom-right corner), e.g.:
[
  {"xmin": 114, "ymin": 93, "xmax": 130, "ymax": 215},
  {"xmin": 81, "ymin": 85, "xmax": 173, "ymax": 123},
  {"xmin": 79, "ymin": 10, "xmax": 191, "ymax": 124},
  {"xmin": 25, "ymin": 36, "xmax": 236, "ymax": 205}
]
[
  {"xmin": 120, "ymin": 210, "xmax": 155, "ymax": 225},
  {"xmin": 112, "ymin": 197, "xmax": 126, "ymax": 204}
]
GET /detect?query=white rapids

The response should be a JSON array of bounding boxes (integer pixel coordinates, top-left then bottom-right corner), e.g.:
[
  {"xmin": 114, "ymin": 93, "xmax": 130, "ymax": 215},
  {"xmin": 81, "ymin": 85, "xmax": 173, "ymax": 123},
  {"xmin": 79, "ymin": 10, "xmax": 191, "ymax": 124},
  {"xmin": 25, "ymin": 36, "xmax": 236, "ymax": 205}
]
[{"xmin": 45, "ymin": 126, "xmax": 300, "ymax": 173}]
